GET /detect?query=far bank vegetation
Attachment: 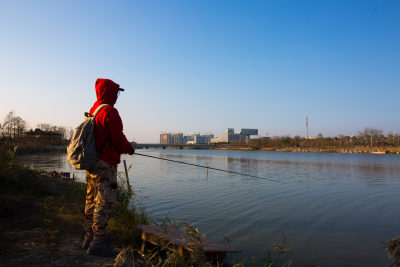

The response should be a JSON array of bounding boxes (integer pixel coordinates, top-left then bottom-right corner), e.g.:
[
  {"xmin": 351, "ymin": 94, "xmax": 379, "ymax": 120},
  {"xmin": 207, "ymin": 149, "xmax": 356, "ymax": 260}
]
[{"xmin": 230, "ymin": 128, "xmax": 400, "ymax": 154}]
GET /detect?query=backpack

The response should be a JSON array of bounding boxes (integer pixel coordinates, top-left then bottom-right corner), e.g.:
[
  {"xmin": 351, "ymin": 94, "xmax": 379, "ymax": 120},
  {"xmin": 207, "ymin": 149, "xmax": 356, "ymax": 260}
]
[{"xmin": 67, "ymin": 104, "xmax": 109, "ymax": 170}]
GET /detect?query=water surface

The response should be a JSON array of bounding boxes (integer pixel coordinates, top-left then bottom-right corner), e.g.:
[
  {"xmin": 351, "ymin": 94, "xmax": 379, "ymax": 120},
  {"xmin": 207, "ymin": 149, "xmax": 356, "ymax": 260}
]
[{"xmin": 17, "ymin": 150, "xmax": 400, "ymax": 266}]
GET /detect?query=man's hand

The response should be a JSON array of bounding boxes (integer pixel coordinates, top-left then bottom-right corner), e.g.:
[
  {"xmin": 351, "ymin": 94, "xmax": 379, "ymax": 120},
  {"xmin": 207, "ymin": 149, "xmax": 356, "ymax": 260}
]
[{"xmin": 128, "ymin": 148, "xmax": 135, "ymax": 155}]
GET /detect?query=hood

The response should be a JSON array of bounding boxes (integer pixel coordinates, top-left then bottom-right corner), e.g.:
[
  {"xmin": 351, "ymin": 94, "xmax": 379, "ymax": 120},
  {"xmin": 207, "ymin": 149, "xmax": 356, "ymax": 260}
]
[{"xmin": 95, "ymin": 78, "xmax": 120, "ymax": 106}]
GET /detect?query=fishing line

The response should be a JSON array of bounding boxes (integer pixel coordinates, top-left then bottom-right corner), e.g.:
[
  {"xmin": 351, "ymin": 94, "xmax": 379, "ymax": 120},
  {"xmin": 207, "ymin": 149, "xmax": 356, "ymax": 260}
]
[{"xmin": 133, "ymin": 152, "xmax": 286, "ymax": 184}]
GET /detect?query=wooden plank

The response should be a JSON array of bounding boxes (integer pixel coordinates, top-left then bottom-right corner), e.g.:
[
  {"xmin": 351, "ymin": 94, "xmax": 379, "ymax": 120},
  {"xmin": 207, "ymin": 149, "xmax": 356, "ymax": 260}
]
[{"xmin": 135, "ymin": 224, "xmax": 240, "ymax": 260}]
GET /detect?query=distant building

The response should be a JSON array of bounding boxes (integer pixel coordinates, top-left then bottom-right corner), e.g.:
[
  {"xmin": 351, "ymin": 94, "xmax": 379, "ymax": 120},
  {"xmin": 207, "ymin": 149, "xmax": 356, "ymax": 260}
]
[
  {"xmin": 161, "ymin": 132, "xmax": 215, "ymax": 145},
  {"xmin": 194, "ymin": 135, "xmax": 209, "ymax": 144},
  {"xmin": 240, "ymin": 129, "xmax": 258, "ymax": 136},
  {"xmin": 184, "ymin": 134, "xmax": 199, "ymax": 143},
  {"xmin": 160, "ymin": 133, "xmax": 169, "ymax": 144},
  {"xmin": 203, "ymin": 133, "xmax": 214, "ymax": 140},
  {"xmin": 211, "ymin": 128, "xmax": 258, "ymax": 144},
  {"xmin": 183, "ymin": 133, "xmax": 214, "ymax": 144},
  {"xmin": 210, "ymin": 136, "xmax": 227, "ymax": 143},
  {"xmin": 183, "ymin": 135, "xmax": 193, "ymax": 143},
  {"xmin": 25, "ymin": 128, "xmax": 63, "ymax": 144},
  {"xmin": 160, "ymin": 133, "xmax": 184, "ymax": 145}
]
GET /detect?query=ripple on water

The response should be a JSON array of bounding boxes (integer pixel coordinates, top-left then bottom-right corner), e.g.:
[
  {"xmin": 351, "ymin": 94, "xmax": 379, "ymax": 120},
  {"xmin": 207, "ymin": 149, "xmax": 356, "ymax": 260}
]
[{"xmin": 17, "ymin": 150, "xmax": 400, "ymax": 266}]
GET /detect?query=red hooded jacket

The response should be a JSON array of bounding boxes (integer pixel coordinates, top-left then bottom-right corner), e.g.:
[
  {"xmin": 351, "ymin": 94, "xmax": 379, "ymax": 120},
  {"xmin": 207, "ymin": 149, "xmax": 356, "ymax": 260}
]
[{"xmin": 90, "ymin": 78, "xmax": 133, "ymax": 166}]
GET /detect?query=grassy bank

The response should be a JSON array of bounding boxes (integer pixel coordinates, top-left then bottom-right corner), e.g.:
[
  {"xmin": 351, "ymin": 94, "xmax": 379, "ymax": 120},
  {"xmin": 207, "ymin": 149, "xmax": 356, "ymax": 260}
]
[{"xmin": 0, "ymin": 144, "xmax": 154, "ymax": 265}]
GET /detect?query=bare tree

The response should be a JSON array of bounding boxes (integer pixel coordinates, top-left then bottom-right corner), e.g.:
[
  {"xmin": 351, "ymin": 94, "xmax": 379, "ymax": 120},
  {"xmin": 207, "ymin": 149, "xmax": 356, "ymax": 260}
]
[
  {"xmin": 393, "ymin": 132, "xmax": 400, "ymax": 146},
  {"xmin": 358, "ymin": 128, "xmax": 383, "ymax": 147},
  {"xmin": 55, "ymin": 126, "xmax": 67, "ymax": 140},
  {"xmin": 2, "ymin": 111, "xmax": 27, "ymax": 139},
  {"xmin": 338, "ymin": 134, "xmax": 345, "ymax": 146},
  {"xmin": 36, "ymin": 123, "xmax": 53, "ymax": 132},
  {"xmin": 2, "ymin": 111, "xmax": 15, "ymax": 138},
  {"xmin": 13, "ymin": 116, "xmax": 27, "ymax": 138}
]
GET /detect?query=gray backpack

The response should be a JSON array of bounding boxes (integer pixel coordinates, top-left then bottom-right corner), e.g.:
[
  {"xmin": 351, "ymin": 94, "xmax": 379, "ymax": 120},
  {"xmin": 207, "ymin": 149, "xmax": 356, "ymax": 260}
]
[{"xmin": 67, "ymin": 104, "xmax": 109, "ymax": 170}]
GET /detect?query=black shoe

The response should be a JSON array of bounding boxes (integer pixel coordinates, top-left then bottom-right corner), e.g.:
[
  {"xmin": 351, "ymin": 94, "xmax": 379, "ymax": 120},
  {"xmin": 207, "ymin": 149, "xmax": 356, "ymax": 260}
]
[
  {"xmin": 81, "ymin": 235, "xmax": 92, "ymax": 250},
  {"xmin": 87, "ymin": 240, "xmax": 119, "ymax": 257}
]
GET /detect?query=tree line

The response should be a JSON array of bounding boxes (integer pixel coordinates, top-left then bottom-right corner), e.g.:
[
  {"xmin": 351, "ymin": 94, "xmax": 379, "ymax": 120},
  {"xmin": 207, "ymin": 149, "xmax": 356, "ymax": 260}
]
[
  {"xmin": 232, "ymin": 128, "xmax": 400, "ymax": 149},
  {"xmin": 0, "ymin": 111, "xmax": 72, "ymax": 142}
]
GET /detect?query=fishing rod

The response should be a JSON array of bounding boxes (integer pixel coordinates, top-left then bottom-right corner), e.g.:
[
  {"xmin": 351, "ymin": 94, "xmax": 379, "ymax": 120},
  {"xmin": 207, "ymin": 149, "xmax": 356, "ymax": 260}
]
[{"xmin": 133, "ymin": 152, "xmax": 286, "ymax": 184}]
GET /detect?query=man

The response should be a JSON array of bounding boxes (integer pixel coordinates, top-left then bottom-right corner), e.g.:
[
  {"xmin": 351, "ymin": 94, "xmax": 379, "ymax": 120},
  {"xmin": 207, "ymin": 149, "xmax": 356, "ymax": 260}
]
[{"xmin": 82, "ymin": 78, "xmax": 134, "ymax": 257}]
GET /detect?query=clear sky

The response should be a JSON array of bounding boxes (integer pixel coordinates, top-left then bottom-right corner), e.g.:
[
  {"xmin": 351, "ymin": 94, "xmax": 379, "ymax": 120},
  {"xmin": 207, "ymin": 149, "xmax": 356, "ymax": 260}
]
[{"xmin": 1, "ymin": 0, "xmax": 399, "ymax": 142}]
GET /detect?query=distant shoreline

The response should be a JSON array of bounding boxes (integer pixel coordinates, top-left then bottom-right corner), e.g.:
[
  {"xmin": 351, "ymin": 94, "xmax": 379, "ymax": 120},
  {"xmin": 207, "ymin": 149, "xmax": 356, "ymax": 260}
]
[
  {"xmin": 11, "ymin": 142, "xmax": 400, "ymax": 155},
  {"xmin": 213, "ymin": 146, "xmax": 400, "ymax": 154},
  {"xmin": 153, "ymin": 145, "xmax": 400, "ymax": 155}
]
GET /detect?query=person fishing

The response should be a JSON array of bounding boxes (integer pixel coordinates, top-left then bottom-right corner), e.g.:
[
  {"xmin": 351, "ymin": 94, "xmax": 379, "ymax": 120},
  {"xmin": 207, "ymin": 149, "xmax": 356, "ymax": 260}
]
[
  {"xmin": 82, "ymin": 78, "xmax": 134, "ymax": 257},
  {"xmin": 67, "ymin": 78, "xmax": 283, "ymax": 259}
]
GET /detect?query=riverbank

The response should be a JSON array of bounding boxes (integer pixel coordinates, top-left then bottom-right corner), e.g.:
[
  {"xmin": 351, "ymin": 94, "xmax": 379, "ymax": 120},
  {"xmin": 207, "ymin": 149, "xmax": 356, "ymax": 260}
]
[
  {"xmin": 213, "ymin": 145, "xmax": 400, "ymax": 154},
  {"xmin": 0, "ymin": 147, "xmax": 146, "ymax": 266},
  {"xmin": 8, "ymin": 140, "xmax": 400, "ymax": 156},
  {"xmin": 0, "ymin": 155, "xmax": 149, "ymax": 266},
  {"xmin": 14, "ymin": 143, "xmax": 68, "ymax": 155},
  {"xmin": 0, "ymin": 173, "xmax": 120, "ymax": 266}
]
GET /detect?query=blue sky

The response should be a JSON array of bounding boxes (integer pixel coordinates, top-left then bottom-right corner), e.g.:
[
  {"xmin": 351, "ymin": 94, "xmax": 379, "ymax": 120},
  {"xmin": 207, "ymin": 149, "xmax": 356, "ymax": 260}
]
[{"xmin": 0, "ymin": 0, "xmax": 399, "ymax": 142}]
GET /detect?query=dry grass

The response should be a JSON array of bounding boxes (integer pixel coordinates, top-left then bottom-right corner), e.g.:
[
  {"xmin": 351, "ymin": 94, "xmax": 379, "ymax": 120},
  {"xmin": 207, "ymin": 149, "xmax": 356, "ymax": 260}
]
[
  {"xmin": 385, "ymin": 237, "xmax": 400, "ymax": 267},
  {"xmin": 178, "ymin": 221, "xmax": 206, "ymax": 265}
]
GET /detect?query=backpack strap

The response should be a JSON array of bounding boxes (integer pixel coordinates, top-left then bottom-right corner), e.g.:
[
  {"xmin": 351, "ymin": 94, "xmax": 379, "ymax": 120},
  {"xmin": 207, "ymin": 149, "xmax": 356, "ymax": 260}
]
[
  {"xmin": 84, "ymin": 104, "xmax": 109, "ymax": 118},
  {"xmin": 92, "ymin": 104, "xmax": 109, "ymax": 117}
]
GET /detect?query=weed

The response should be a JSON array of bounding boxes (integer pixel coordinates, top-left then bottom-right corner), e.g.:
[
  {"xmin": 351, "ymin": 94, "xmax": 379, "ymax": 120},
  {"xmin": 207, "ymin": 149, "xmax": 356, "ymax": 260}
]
[
  {"xmin": 261, "ymin": 234, "xmax": 294, "ymax": 267},
  {"xmin": 384, "ymin": 237, "xmax": 400, "ymax": 267}
]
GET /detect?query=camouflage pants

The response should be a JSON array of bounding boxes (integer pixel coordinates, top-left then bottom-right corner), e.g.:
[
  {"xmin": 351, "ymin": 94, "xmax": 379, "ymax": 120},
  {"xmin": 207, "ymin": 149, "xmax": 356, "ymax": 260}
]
[{"xmin": 84, "ymin": 160, "xmax": 117, "ymax": 242}]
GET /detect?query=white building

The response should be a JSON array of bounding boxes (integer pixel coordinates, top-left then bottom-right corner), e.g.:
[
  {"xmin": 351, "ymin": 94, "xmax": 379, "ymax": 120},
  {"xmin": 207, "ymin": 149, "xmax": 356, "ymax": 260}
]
[{"xmin": 211, "ymin": 128, "xmax": 258, "ymax": 144}]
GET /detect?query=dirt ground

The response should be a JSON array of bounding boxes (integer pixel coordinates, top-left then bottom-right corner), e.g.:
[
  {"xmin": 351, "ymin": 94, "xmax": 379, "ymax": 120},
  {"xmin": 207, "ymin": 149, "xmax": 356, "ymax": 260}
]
[
  {"xmin": 0, "ymin": 176, "xmax": 135, "ymax": 267},
  {"xmin": 1, "ymin": 228, "xmax": 117, "ymax": 266}
]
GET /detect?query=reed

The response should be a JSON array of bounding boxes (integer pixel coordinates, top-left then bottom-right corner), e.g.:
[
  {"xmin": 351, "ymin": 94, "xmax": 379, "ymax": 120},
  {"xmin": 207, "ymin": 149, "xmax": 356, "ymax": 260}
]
[{"xmin": 384, "ymin": 237, "xmax": 400, "ymax": 267}]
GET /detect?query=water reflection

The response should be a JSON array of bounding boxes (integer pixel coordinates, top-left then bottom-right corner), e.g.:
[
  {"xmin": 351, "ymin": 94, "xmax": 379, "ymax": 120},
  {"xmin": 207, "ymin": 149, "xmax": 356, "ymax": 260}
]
[
  {"xmin": 153, "ymin": 151, "xmax": 400, "ymax": 186},
  {"xmin": 16, "ymin": 152, "xmax": 86, "ymax": 181}
]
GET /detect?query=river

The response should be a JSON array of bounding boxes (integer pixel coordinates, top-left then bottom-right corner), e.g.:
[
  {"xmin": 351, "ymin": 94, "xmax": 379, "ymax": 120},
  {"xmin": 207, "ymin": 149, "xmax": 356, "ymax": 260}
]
[{"xmin": 17, "ymin": 149, "xmax": 400, "ymax": 266}]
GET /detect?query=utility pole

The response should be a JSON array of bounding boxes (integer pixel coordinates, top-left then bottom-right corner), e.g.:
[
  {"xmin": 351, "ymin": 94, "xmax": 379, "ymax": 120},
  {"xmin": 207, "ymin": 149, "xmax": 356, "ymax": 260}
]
[{"xmin": 306, "ymin": 116, "xmax": 309, "ymax": 139}]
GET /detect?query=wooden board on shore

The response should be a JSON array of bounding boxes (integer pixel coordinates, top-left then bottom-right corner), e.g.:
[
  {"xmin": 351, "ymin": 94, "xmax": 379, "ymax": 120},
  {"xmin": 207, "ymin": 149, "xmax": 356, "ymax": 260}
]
[{"xmin": 135, "ymin": 224, "xmax": 240, "ymax": 261}]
